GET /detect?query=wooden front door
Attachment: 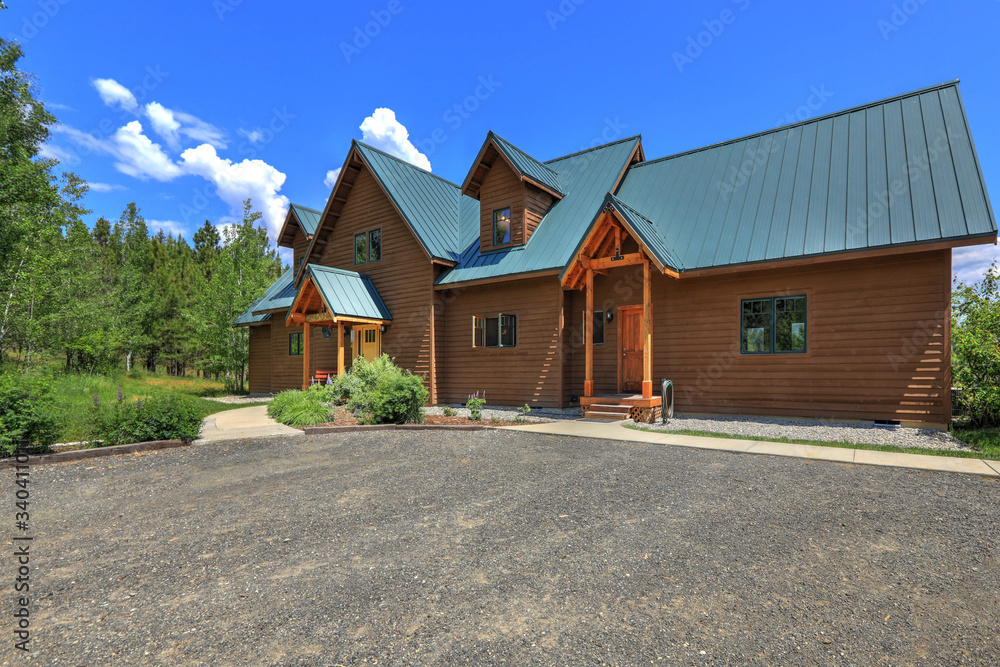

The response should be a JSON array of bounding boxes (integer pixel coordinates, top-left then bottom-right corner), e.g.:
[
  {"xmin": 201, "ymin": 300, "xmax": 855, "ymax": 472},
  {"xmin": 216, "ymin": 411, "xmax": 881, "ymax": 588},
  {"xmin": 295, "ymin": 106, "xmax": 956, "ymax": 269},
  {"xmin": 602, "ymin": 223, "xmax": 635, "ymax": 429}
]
[
  {"xmin": 354, "ymin": 325, "xmax": 380, "ymax": 362},
  {"xmin": 619, "ymin": 307, "xmax": 643, "ymax": 393}
]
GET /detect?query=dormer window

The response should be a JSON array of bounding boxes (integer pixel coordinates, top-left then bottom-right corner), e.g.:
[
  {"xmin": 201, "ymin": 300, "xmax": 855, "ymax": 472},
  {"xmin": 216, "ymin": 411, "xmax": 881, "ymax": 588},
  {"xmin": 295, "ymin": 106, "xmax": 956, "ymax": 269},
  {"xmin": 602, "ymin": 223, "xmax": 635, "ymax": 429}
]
[{"xmin": 493, "ymin": 208, "xmax": 511, "ymax": 246}]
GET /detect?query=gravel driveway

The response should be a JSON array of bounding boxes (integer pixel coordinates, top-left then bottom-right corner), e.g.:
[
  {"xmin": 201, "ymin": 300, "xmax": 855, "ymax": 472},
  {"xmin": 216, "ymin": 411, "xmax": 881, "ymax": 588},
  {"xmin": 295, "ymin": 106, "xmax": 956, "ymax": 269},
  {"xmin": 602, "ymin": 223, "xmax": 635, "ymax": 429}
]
[{"xmin": 14, "ymin": 431, "xmax": 1000, "ymax": 665}]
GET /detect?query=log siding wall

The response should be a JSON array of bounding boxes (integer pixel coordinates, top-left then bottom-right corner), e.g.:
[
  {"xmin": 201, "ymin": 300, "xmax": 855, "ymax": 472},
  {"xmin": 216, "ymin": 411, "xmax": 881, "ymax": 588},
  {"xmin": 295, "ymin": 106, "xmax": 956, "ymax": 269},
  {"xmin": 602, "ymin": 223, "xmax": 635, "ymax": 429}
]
[
  {"xmin": 248, "ymin": 325, "xmax": 271, "ymax": 394},
  {"xmin": 479, "ymin": 159, "xmax": 526, "ymax": 251},
  {"xmin": 566, "ymin": 249, "xmax": 952, "ymax": 424}
]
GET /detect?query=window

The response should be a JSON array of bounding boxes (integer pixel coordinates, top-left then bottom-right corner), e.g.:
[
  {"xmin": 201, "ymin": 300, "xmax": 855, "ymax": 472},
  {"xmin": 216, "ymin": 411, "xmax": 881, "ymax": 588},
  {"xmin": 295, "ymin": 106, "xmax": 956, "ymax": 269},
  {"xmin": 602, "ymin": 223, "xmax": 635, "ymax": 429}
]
[
  {"xmin": 493, "ymin": 207, "xmax": 511, "ymax": 246},
  {"xmin": 583, "ymin": 310, "xmax": 605, "ymax": 345},
  {"xmin": 741, "ymin": 295, "xmax": 806, "ymax": 354},
  {"xmin": 473, "ymin": 314, "xmax": 517, "ymax": 348},
  {"xmin": 354, "ymin": 232, "xmax": 367, "ymax": 265},
  {"xmin": 368, "ymin": 228, "xmax": 381, "ymax": 262},
  {"xmin": 364, "ymin": 329, "xmax": 377, "ymax": 343},
  {"xmin": 289, "ymin": 332, "xmax": 304, "ymax": 356}
]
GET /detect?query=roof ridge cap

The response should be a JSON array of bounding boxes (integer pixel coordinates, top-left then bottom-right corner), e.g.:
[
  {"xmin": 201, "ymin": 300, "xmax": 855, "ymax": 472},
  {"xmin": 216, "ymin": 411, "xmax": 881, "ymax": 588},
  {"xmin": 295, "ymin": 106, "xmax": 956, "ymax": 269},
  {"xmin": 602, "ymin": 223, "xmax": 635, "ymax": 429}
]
[
  {"xmin": 633, "ymin": 80, "xmax": 963, "ymax": 168},
  {"xmin": 290, "ymin": 203, "xmax": 323, "ymax": 214},
  {"xmin": 354, "ymin": 140, "xmax": 462, "ymax": 189},
  {"xmin": 489, "ymin": 132, "xmax": 561, "ymax": 176},
  {"xmin": 544, "ymin": 135, "xmax": 642, "ymax": 164}
]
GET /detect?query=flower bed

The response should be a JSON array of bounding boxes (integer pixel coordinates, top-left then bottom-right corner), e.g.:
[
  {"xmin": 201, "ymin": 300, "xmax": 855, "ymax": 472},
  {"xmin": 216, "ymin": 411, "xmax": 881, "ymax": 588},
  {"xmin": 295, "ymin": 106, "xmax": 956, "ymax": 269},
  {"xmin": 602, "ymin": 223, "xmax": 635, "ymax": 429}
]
[{"xmin": 314, "ymin": 405, "xmax": 521, "ymax": 428}]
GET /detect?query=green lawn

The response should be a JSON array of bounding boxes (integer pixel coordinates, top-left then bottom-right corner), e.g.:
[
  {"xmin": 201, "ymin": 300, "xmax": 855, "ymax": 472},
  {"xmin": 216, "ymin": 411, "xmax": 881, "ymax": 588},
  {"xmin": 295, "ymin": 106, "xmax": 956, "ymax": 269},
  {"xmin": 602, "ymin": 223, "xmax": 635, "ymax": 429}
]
[
  {"xmin": 53, "ymin": 370, "xmax": 265, "ymax": 442},
  {"xmin": 624, "ymin": 424, "xmax": 1000, "ymax": 461}
]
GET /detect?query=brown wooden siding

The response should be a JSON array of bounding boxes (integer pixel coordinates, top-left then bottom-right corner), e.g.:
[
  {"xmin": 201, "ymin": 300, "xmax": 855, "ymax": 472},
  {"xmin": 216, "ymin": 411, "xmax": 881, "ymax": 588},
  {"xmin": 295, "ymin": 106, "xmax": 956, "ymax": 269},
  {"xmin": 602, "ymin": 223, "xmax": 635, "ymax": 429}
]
[
  {"xmin": 524, "ymin": 184, "xmax": 553, "ymax": 242},
  {"xmin": 440, "ymin": 277, "xmax": 563, "ymax": 408},
  {"xmin": 318, "ymin": 165, "xmax": 434, "ymax": 388},
  {"xmin": 270, "ymin": 318, "xmax": 303, "ymax": 392},
  {"xmin": 567, "ymin": 249, "xmax": 952, "ymax": 424},
  {"xmin": 292, "ymin": 228, "xmax": 309, "ymax": 273},
  {"xmin": 479, "ymin": 158, "xmax": 525, "ymax": 251},
  {"xmin": 248, "ymin": 325, "xmax": 271, "ymax": 394}
]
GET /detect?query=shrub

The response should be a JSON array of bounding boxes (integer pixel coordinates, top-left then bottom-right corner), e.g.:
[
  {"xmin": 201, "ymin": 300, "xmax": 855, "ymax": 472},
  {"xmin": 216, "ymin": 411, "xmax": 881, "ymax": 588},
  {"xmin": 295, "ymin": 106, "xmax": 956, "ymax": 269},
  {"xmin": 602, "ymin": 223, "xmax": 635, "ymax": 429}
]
[
  {"xmin": 343, "ymin": 355, "xmax": 428, "ymax": 424},
  {"xmin": 466, "ymin": 392, "xmax": 486, "ymax": 421},
  {"xmin": 442, "ymin": 406, "xmax": 457, "ymax": 417},
  {"xmin": 0, "ymin": 373, "xmax": 61, "ymax": 456},
  {"xmin": 267, "ymin": 389, "xmax": 331, "ymax": 427},
  {"xmin": 953, "ymin": 266, "xmax": 1000, "ymax": 427},
  {"xmin": 90, "ymin": 394, "xmax": 202, "ymax": 447},
  {"xmin": 516, "ymin": 403, "xmax": 532, "ymax": 422}
]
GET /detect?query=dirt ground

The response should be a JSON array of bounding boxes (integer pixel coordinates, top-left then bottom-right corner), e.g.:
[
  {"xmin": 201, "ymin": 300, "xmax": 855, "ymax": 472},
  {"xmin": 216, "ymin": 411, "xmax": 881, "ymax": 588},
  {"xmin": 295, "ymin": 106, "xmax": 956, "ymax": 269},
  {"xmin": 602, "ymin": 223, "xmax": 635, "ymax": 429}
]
[{"xmin": 9, "ymin": 429, "xmax": 1000, "ymax": 665}]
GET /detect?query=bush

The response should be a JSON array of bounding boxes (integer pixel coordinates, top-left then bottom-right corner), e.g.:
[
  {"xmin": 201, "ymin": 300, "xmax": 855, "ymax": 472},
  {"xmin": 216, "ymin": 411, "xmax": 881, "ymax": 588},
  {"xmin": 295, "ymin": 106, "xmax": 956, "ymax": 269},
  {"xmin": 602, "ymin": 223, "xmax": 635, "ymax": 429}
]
[
  {"xmin": 442, "ymin": 406, "xmax": 457, "ymax": 417},
  {"xmin": 343, "ymin": 355, "xmax": 428, "ymax": 424},
  {"xmin": 466, "ymin": 392, "xmax": 486, "ymax": 421},
  {"xmin": 0, "ymin": 373, "xmax": 61, "ymax": 456},
  {"xmin": 90, "ymin": 394, "xmax": 202, "ymax": 447},
  {"xmin": 953, "ymin": 266, "xmax": 1000, "ymax": 427},
  {"xmin": 267, "ymin": 389, "xmax": 331, "ymax": 427}
]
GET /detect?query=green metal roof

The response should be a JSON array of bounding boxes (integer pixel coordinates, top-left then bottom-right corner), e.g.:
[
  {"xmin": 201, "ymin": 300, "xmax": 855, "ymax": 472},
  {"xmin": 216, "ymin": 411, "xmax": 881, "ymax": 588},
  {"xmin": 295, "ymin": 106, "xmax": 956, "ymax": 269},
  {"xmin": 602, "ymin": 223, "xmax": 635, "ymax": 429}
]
[
  {"xmin": 353, "ymin": 141, "xmax": 462, "ymax": 263},
  {"xmin": 289, "ymin": 204, "xmax": 321, "ymax": 236},
  {"xmin": 614, "ymin": 81, "xmax": 997, "ymax": 272},
  {"xmin": 301, "ymin": 264, "xmax": 392, "ymax": 321},
  {"xmin": 606, "ymin": 194, "xmax": 683, "ymax": 271},
  {"xmin": 436, "ymin": 136, "xmax": 643, "ymax": 286},
  {"xmin": 489, "ymin": 132, "xmax": 565, "ymax": 196},
  {"xmin": 234, "ymin": 269, "xmax": 296, "ymax": 326}
]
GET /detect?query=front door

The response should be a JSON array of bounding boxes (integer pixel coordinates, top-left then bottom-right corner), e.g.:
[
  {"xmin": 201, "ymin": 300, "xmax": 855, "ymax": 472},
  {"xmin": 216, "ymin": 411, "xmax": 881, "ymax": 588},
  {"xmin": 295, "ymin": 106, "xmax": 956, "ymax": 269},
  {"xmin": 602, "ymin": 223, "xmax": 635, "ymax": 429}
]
[
  {"xmin": 619, "ymin": 306, "xmax": 643, "ymax": 393},
  {"xmin": 354, "ymin": 325, "xmax": 380, "ymax": 362}
]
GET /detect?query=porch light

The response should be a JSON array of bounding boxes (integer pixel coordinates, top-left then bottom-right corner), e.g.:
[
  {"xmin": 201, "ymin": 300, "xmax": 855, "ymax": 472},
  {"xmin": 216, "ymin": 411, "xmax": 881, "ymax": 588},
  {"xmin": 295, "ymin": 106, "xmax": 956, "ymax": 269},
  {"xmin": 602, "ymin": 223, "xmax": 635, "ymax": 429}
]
[
  {"xmin": 380, "ymin": 324, "xmax": 388, "ymax": 334},
  {"xmin": 606, "ymin": 310, "xmax": 614, "ymax": 323}
]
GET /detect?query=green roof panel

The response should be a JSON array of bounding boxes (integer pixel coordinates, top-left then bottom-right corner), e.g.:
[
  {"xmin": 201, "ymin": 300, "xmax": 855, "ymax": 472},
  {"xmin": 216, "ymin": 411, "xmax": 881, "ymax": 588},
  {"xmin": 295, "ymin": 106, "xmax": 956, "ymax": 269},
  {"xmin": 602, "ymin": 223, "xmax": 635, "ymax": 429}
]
[
  {"xmin": 234, "ymin": 269, "xmax": 296, "ymax": 326},
  {"xmin": 303, "ymin": 265, "xmax": 392, "ymax": 322},
  {"xmin": 289, "ymin": 204, "xmax": 321, "ymax": 236},
  {"xmin": 489, "ymin": 133, "xmax": 565, "ymax": 196}
]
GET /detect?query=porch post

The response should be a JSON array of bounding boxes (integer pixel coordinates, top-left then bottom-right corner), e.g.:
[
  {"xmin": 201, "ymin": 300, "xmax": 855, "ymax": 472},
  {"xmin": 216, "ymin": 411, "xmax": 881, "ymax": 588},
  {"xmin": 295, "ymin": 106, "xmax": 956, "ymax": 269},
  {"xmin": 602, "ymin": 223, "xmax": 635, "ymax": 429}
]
[
  {"xmin": 642, "ymin": 255, "xmax": 653, "ymax": 399},
  {"xmin": 585, "ymin": 267, "xmax": 594, "ymax": 398},
  {"xmin": 337, "ymin": 321, "xmax": 345, "ymax": 376},
  {"xmin": 302, "ymin": 322, "xmax": 311, "ymax": 390}
]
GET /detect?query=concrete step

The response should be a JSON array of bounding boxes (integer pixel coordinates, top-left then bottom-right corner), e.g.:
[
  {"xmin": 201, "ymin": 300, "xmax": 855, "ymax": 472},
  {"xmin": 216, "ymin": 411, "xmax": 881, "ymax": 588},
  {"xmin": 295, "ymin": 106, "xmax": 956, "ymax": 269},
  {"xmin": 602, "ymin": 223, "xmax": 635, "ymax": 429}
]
[
  {"xmin": 586, "ymin": 403, "xmax": 632, "ymax": 413},
  {"xmin": 584, "ymin": 410, "xmax": 630, "ymax": 421}
]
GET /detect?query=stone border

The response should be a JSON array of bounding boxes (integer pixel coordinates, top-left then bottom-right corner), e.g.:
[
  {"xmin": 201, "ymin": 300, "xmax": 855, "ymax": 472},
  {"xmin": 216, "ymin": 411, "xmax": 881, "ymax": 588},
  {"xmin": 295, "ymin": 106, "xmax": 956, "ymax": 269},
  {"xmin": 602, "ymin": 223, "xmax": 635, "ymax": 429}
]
[
  {"xmin": 0, "ymin": 440, "xmax": 188, "ymax": 468},
  {"xmin": 304, "ymin": 424, "xmax": 492, "ymax": 435}
]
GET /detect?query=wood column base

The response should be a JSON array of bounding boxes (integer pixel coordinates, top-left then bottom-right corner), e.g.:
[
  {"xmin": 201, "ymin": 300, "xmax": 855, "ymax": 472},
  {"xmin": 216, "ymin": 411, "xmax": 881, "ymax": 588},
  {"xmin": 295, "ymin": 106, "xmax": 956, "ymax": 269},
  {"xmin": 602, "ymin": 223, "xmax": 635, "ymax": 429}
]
[
  {"xmin": 584, "ymin": 381, "xmax": 594, "ymax": 398},
  {"xmin": 641, "ymin": 380, "xmax": 653, "ymax": 399}
]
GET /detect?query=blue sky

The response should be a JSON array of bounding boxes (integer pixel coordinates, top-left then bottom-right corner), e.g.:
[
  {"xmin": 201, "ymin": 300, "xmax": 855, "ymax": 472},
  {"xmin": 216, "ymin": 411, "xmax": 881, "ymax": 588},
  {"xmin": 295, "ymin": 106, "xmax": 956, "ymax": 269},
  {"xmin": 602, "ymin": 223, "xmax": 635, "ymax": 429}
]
[{"xmin": 12, "ymin": 0, "xmax": 1000, "ymax": 280}]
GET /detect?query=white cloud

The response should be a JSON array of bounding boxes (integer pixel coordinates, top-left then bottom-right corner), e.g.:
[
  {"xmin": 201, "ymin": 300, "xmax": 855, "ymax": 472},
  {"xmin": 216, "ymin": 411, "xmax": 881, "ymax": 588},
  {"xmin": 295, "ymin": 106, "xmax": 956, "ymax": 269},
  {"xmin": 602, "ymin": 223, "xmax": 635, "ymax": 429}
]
[
  {"xmin": 239, "ymin": 128, "xmax": 265, "ymax": 145},
  {"xmin": 38, "ymin": 142, "xmax": 79, "ymax": 164},
  {"xmin": 88, "ymin": 182, "xmax": 127, "ymax": 193},
  {"xmin": 324, "ymin": 167, "xmax": 341, "ymax": 190},
  {"xmin": 358, "ymin": 108, "xmax": 431, "ymax": 171},
  {"xmin": 145, "ymin": 102, "xmax": 182, "ymax": 150},
  {"xmin": 149, "ymin": 220, "xmax": 187, "ymax": 238},
  {"xmin": 111, "ymin": 121, "xmax": 183, "ymax": 181},
  {"xmin": 179, "ymin": 144, "xmax": 289, "ymax": 239},
  {"xmin": 953, "ymin": 244, "xmax": 1000, "ymax": 285},
  {"xmin": 92, "ymin": 78, "xmax": 138, "ymax": 113},
  {"xmin": 174, "ymin": 110, "xmax": 226, "ymax": 149}
]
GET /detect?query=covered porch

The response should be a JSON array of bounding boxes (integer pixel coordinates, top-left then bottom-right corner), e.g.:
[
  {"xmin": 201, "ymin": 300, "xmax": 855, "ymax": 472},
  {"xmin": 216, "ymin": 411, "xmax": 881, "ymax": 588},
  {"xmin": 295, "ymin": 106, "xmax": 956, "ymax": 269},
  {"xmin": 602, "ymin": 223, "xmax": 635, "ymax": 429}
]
[
  {"xmin": 562, "ymin": 195, "xmax": 682, "ymax": 420},
  {"xmin": 286, "ymin": 265, "xmax": 392, "ymax": 390}
]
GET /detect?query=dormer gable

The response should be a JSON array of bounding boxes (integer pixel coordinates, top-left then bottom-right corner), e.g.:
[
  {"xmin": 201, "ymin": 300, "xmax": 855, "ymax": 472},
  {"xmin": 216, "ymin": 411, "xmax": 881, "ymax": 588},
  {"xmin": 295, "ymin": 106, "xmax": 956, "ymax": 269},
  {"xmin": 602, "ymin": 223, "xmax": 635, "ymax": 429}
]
[
  {"xmin": 461, "ymin": 132, "xmax": 562, "ymax": 251},
  {"xmin": 276, "ymin": 204, "xmax": 322, "ymax": 276}
]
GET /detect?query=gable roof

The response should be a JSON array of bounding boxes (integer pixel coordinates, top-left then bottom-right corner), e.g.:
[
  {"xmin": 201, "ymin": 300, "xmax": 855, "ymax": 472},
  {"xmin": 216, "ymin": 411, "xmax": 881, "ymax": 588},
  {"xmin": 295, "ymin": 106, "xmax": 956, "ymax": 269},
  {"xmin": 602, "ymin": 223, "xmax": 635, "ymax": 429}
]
[
  {"xmin": 298, "ymin": 265, "xmax": 393, "ymax": 322},
  {"xmin": 233, "ymin": 269, "xmax": 296, "ymax": 326},
  {"xmin": 436, "ymin": 135, "xmax": 644, "ymax": 286},
  {"xmin": 289, "ymin": 204, "xmax": 321, "ymax": 236},
  {"xmin": 461, "ymin": 132, "xmax": 566, "ymax": 199},
  {"xmin": 614, "ymin": 81, "xmax": 997, "ymax": 273}
]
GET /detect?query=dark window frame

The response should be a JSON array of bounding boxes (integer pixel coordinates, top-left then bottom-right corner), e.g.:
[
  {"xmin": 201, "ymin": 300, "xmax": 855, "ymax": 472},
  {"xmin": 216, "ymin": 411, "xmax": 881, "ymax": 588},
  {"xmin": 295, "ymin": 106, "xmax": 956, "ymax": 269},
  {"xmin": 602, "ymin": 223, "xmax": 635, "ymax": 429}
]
[
  {"xmin": 354, "ymin": 232, "xmax": 367, "ymax": 265},
  {"xmin": 584, "ymin": 310, "xmax": 606, "ymax": 346},
  {"xmin": 740, "ymin": 295, "xmax": 807, "ymax": 355},
  {"xmin": 472, "ymin": 313, "xmax": 518, "ymax": 349},
  {"xmin": 289, "ymin": 332, "xmax": 304, "ymax": 356},
  {"xmin": 368, "ymin": 228, "xmax": 382, "ymax": 263},
  {"xmin": 493, "ymin": 207, "xmax": 512, "ymax": 246}
]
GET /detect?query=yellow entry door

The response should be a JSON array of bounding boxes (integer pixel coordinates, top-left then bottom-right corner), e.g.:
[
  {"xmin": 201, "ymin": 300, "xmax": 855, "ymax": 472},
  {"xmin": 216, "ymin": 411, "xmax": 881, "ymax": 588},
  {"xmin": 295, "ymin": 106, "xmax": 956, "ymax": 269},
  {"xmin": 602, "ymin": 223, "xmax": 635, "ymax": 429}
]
[{"xmin": 354, "ymin": 326, "xmax": 381, "ymax": 362}]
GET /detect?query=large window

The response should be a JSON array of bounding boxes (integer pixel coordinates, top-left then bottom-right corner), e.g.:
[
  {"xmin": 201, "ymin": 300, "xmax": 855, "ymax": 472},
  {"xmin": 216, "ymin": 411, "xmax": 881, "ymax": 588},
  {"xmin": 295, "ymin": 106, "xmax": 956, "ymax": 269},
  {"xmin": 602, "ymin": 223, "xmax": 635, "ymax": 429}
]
[
  {"xmin": 354, "ymin": 233, "xmax": 367, "ymax": 265},
  {"xmin": 473, "ymin": 314, "xmax": 517, "ymax": 348},
  {"xmin": 289, "ymin": 332, "xmax": 304, "ymax": 356},
  {"xmin": 741, "ymin": 295, "xmax": 806, "ymax": 354},
  {"xmin": 493, "ymin": 207, "xmax": 511, "ymax": 246},
  {"xmin": 583, "ymin": 310, "xmax": 605, "ymax": 345}
]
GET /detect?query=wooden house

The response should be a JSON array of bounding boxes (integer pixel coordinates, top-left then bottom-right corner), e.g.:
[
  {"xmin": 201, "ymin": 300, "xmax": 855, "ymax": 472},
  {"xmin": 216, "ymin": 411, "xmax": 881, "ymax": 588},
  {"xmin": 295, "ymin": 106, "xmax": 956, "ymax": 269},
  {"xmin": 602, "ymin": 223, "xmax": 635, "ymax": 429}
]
[{"xmin": 236, "ymin": 82, "xmax": 997, "ymax": 428}]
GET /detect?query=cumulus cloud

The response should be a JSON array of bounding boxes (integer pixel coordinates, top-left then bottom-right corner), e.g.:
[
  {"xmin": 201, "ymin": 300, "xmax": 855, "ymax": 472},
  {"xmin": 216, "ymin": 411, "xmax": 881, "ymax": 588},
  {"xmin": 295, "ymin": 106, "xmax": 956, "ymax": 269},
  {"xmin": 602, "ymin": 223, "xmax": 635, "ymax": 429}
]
[
  {"xmin": 179, "ymin": 144, "xmax": 290, "ymax": 239},
  {"xmin": 88, "ymin": 182, "xmax": 127, "ymax": 193},
  {"xmin": 324, "ymin": 168, "xmax": 341, "ymax": 190},
  {"xmin": 145, "ymin": 102, "xmax": 182, "ymax": 150},
  {"xmin": 358, "ymin": 108, "xmax": 431, "ymax": 171},
  {"xmin": 110, "ymin": 121, "xmax": 183, "ymax": 181},
  {"xmin": 953, "ymin": 244, "xmax": 1000, "ymax": 285},
  {"xmin": 92, "ymin": 78, "xmax": 138, "ymax": 112}
]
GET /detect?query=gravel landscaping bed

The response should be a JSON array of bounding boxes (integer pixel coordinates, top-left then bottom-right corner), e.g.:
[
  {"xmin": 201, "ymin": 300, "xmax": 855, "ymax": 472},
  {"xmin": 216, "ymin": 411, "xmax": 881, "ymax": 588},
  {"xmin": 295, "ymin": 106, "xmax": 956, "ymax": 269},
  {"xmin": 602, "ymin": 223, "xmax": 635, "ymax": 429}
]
[
  {"xmin": 630, "ymin": 414, "xmax": 972, "ymax": 451},
  {"xmin": 25, "ymin": 430, "xmax": 1000, "ymax": 665},
  {"xmin": 204, "ymin": 394, "xmax": 273, "ymax": 405},
  {"xmin": 424, "ymin": 404, "xmax": 577, "ymax": 422}
]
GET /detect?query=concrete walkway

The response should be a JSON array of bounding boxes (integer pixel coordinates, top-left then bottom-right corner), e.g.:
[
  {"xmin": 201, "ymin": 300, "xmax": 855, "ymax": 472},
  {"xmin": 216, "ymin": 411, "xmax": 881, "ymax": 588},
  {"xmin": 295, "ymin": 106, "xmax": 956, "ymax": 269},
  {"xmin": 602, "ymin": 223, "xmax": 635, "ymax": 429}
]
[
  {"xmin": 198, "ymin": 405, "xmax": 302, "ymax": 443},
  {"xmin": 505, "ymin": 419, "xmax": 1000, "ymax": 478}
]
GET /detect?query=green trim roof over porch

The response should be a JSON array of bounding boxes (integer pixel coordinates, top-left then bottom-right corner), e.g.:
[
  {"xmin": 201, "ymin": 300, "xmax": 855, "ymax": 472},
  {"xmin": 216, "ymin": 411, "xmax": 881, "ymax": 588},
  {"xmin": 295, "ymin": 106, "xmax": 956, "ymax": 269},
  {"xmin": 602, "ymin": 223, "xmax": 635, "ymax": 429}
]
[{"xmin": 292, "ymin": 264, "xmax": 393, "ymax": 322}]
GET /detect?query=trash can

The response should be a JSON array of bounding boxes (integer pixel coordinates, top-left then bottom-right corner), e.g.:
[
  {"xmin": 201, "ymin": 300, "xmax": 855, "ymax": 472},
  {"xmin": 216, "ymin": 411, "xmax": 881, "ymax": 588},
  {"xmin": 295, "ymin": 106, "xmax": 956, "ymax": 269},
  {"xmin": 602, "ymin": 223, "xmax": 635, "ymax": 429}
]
[{"xmin": 661, "ymin": 379, "xmax": 674, "ymax": 423}]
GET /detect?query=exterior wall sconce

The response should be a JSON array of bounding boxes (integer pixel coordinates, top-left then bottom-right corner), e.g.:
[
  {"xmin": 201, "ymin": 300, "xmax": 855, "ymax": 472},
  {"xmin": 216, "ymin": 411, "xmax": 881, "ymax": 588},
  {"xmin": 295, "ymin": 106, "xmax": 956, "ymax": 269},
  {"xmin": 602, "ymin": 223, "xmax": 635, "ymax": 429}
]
[
  {"xmin": 380, "ymin": 324, "xmax": 388, "ymax": 334},
  {"xmin": 606, "ymin": 310, "xmax": 614, "ymax": 323}
]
